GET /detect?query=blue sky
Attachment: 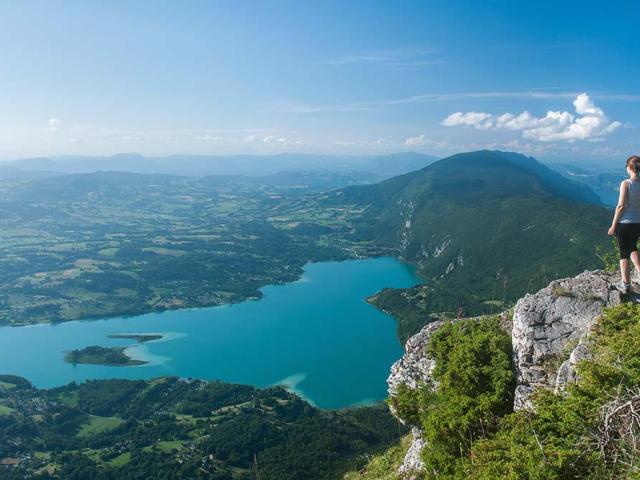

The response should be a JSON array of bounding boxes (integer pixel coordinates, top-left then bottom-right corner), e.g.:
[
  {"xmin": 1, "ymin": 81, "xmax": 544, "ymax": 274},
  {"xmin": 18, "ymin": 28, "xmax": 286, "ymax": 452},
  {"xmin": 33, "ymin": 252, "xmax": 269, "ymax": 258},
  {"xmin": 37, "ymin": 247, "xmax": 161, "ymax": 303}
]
[{"xmin": 0, "ymin": 0, "xmax": 638, "ymax": 162}]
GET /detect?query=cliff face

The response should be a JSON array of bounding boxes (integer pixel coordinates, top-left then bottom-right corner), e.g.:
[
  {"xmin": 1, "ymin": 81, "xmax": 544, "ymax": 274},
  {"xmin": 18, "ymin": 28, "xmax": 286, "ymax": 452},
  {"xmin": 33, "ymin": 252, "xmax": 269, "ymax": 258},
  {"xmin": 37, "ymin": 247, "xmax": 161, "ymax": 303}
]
[
  {"xmin": 387, "ymin": 270, "xmax": 624, "ymax": 477},
  {"xmin": 512, "ymin": 270, "xmax": 622, "ymax": 409}
]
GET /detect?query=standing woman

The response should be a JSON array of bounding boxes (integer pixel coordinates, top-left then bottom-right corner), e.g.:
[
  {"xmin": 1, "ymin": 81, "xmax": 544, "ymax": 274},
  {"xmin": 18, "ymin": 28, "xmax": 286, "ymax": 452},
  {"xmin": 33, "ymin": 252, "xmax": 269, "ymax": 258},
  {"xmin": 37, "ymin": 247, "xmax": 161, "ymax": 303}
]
[{"xmin": 608, "ymin": 155, "xmax": 640, "ymax": 293}]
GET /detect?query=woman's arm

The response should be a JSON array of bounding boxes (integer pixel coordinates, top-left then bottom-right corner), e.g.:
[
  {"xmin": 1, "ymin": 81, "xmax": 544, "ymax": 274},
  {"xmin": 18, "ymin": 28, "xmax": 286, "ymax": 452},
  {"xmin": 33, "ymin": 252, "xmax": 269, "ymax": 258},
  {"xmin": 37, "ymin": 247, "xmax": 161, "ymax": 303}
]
[{"xmin": 608, "ymin": 180, "xmax": 629, "ymax": 235}]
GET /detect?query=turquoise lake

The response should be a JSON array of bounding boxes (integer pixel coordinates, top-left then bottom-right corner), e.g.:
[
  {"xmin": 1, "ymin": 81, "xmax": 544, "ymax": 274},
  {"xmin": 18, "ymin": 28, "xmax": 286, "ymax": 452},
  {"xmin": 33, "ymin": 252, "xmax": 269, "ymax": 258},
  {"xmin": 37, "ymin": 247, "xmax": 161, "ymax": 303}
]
[{"xmin": 0, "ymin": 257, "xmax": 420, "ymax": 409}]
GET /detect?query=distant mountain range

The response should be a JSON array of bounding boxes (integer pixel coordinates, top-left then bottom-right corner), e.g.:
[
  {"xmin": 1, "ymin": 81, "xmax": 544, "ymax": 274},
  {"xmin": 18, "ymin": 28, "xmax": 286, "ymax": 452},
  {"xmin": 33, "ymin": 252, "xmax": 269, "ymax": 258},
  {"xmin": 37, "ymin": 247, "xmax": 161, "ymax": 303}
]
[
  {"xmin": 0, "ymin": 152, "xmax": 439, "ymax": 181},
  {"xmin": 3, "ymin": 151, "xmax": 622, "ymax": 206}
]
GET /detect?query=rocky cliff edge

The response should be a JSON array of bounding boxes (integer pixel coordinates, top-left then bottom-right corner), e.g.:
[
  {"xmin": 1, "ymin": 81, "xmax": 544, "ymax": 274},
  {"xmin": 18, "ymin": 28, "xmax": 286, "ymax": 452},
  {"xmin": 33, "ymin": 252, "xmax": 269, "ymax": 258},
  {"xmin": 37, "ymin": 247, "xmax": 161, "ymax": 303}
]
[{"xmin": 387, "ymin": 270, "xmax": 625, "ymax": 477}]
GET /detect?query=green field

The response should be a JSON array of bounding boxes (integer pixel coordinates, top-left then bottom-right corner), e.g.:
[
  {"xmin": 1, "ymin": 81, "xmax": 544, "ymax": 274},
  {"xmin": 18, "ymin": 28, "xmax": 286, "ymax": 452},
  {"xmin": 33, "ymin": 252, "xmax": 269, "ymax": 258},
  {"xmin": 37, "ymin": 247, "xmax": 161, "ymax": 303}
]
[
  {"xmin": 143, "ymin": 440, "xmax": 184, "ymax": 453},
  {"xmin": 0, "ymin": 172, "xmax": 370, "ymax": 326},
  {"xmin": 107, "ymin": 452, "xmax": 131, "ymax": 467},
  {"xmin": 76, "ymin": 415, "xmax": 125, "ymax": 437}
]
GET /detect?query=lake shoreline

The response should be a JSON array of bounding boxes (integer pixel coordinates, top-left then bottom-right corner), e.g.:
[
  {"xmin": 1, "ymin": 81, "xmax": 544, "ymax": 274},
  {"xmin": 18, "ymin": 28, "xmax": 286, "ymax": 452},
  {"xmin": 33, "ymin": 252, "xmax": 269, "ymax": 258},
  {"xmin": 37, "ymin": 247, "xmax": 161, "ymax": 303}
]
[
  {"xmin": 2, "ymin": 254, "xmax": 418, "ymax": 329},
  {"xmin": 0, "ymin": 257, "xmax": 420, "ymax": 409},
  {"xmin": 1, "ymin": 256, "xmax": 360, "ymax": 328}
]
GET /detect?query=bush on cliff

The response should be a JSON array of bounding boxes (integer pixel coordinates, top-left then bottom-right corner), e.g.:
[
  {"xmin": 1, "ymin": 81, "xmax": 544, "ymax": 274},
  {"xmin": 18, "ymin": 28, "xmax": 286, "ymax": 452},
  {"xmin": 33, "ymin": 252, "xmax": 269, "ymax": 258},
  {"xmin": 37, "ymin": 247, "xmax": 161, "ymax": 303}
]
[
  {"xmin": 390, "ymin": 316, "xmax": 515, "ymax": 479},
  {"xmin": 363, "ymin": 303, "xmax": 640, "ymax": 480},
  {"xmin": 469, "ymin": 302, "xmax": 640, "ymax": 479}
]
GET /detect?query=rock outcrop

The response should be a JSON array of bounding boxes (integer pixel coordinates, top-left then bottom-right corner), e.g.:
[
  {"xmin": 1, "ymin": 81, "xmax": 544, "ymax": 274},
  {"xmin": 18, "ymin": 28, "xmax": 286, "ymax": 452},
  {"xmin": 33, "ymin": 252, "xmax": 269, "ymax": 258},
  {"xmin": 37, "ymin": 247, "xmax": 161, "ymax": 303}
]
[
  {"xmin": 386, "ymin": 312, "xmax": 510, "ymax": 477},
  {"xmin": 387, "ymin": 321, "xmax": 442, "ymax": 399},
  {"xmin": 398, "ymin": 427, "xmax": 427, "ymax": 477},
  {"xmin": 386, "ymin": 270, "xmax": 625, "ymax": 476},
  {"xmin": 386, "ymin": 322, "xmax": 443, "ymax": 477},
  {"xmin": 512, "ymin": 270, "xmax": 622, "ymax": 409}
]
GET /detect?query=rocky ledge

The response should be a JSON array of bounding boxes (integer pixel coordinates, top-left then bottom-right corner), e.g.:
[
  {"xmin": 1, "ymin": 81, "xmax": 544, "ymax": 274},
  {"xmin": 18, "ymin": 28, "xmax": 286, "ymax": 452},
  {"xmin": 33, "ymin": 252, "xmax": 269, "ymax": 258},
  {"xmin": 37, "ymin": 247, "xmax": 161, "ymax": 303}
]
[{"xmin": 387, "ymin": 270, "xmax": 628, "ymax": 477}]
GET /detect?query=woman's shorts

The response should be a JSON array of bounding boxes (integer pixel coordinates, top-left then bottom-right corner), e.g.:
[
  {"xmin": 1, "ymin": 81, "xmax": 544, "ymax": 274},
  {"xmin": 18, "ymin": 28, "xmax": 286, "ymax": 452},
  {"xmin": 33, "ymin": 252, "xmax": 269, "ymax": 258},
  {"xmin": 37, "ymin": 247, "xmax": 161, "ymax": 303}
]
[{"xmin": 616, "ymin": 222, "xmax": 640, "ymax": 259}]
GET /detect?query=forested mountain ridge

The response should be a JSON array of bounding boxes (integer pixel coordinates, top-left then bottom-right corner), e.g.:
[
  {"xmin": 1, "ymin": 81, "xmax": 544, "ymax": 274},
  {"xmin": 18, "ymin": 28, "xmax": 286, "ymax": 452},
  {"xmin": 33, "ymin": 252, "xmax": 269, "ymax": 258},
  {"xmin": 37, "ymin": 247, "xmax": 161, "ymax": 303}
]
[
  {"xmin": 316, "ymin": 150, "xmax": 612, "ymax": 339},
  {"xmin": 336, "ymin": 150, "xmax": 601, "ymax": 209}
]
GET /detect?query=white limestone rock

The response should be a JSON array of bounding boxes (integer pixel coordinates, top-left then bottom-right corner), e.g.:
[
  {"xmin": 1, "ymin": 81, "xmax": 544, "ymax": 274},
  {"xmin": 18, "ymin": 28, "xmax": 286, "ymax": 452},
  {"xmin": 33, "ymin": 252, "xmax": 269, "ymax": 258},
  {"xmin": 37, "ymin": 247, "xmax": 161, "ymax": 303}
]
[
  {"xmin": 398, "ymin": 427, "xmax": 427, "ymax": 479},
  {"xmin": 387, "ymin": 321, "xmax": 443, "ymax": 424},
  {"xmin": 555, "ymin": 342, "xmax": 593, "ymax": 393},
  {"xmin": 387, "ymin": 321, "xmax": 446, "ymax": 477},
  {"xmin": 512, "ymin": 270, "xmax": 622, "ymax": 409}
]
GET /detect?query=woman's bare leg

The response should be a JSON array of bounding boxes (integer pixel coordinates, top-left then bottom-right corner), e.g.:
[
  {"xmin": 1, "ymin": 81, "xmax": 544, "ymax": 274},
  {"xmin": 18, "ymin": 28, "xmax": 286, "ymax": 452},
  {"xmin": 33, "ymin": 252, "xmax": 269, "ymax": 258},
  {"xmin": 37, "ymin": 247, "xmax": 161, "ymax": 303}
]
[
  {"xmin": 621, "ymin": 258, "xmax": 631, "ymax": 284},
  {"xmin": 631, "ymin": 251, "xmax": 640, "ymax": 276}
]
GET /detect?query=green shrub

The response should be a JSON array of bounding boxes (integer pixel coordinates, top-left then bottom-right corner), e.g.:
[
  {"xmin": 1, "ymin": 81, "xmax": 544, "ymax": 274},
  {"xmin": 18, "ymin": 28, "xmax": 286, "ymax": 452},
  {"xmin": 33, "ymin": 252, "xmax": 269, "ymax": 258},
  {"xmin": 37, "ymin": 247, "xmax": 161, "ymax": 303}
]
[
  {"xmin": 388, "ymin": 317, "xmax": 515, "ymax": 479},
  {"xmin": 469, "ymin": 302, "xmax": 640, "ymax": 480},
  {"xmin": 595, "ymin": 238, "xmax": 619, "ymax": 273},
  {"xmin": 469, "ymin": 388, "xmax": 599, "ymax": 479},
  {"xmin": 420, "ymin": 317, "xmax": 515, "ymax": 478},
  {"xmin": 388, "ymin": 382, "xmax": 422, "ymax": 425},
  {"xmin": 344, "ymin": 434, "xmax": 412, "ymax": 480}
]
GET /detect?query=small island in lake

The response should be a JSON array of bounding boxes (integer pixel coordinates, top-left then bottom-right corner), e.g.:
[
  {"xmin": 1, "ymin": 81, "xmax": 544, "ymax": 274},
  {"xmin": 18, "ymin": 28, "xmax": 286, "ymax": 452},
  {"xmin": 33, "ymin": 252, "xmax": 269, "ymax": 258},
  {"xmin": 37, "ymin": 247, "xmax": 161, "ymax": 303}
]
[
  {"xmin": 107, "ymin": 334, "xmax": 163, "ymax": 343},
  {"xmin": 65, "ymin": 345, "xmax": 147, "ymax": 366},
  {"xmin": 64, "ymin": 333, "xmax": 164, "ymax": 366}
]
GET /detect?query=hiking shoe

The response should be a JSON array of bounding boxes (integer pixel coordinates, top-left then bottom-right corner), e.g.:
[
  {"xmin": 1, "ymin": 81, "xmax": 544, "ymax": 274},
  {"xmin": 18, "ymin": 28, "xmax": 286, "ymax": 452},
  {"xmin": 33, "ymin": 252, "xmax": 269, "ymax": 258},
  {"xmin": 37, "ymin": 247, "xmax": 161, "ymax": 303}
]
[{"xmin": 615, "ymin": 281, "xmax": 631, "ymax": 294}]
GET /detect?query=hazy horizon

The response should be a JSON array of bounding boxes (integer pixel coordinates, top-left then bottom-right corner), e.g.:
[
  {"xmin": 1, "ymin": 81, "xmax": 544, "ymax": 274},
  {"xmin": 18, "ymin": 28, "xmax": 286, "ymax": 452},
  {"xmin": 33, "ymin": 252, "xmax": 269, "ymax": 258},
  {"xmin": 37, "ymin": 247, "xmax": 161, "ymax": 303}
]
[{"xmin": 0, "ymin": 149, "xmax": 627, "ymax": 171}]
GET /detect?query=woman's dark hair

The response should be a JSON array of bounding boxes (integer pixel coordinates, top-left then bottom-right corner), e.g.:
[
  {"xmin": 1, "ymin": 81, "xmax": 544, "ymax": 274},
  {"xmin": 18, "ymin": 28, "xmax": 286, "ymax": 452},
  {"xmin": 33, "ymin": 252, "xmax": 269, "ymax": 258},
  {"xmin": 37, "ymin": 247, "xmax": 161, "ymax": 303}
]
[{"xmin": 627, "ymin": 155, "xmax": 640, "ymax": 174}]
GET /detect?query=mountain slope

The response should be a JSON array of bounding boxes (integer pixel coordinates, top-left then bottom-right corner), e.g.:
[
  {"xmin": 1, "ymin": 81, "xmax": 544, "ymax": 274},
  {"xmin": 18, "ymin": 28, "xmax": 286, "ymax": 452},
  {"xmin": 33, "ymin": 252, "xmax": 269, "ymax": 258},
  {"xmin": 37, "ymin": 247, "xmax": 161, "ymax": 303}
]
[{"xmin": 323, "ymin": 150, "xmax": 611, "ymax": 337}]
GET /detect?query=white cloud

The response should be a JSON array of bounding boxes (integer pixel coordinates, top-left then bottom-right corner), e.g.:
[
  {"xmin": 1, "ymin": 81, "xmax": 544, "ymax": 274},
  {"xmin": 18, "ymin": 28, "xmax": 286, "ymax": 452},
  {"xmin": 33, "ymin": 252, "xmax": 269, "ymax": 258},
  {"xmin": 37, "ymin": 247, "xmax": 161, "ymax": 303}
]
[
  {"xmin": 404, "ymin": 134, "xmax": 427, "ymax": 146},
  {"xmin": 252, "ymin": 135, "xmax": 304, "ymax": 146},
  {"xmin": 48, "ymin": 117, "xmax": 62, "ymax": 133},
  {"xmin": 192, "ymin": 134, "xmax": 230, "ymax": 143},
  {"xmin": 0, "ymin": 121, "xmax": 311, "ymax": 158},
  {"xmin": 403, "ymin": 134, "xmax": 456, "ymax": 150},
  {"xmin": 441, "ymin": 93, "xmax": 621, "ymax": 142},
  {"xmin": 441, "ymin": 112, "xmax": 494, "ymax": 130}
]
